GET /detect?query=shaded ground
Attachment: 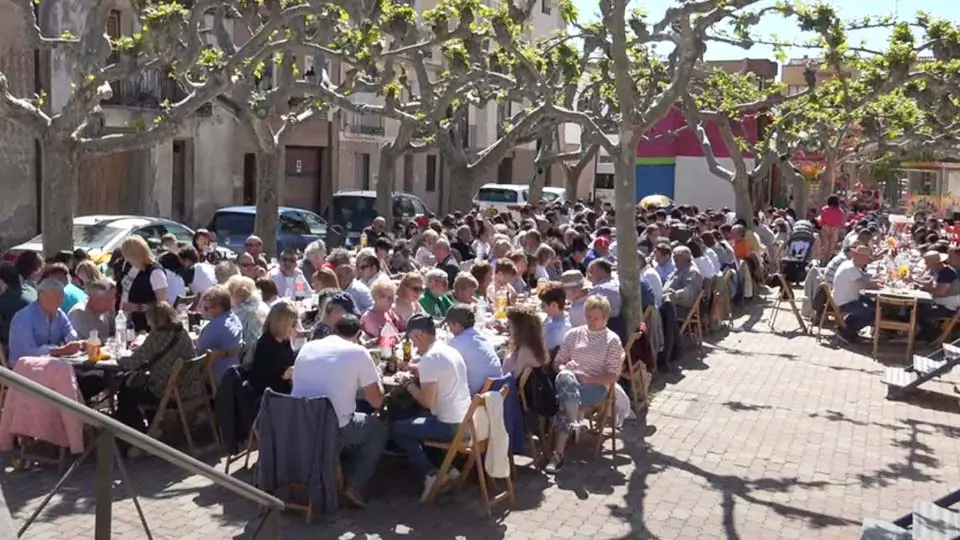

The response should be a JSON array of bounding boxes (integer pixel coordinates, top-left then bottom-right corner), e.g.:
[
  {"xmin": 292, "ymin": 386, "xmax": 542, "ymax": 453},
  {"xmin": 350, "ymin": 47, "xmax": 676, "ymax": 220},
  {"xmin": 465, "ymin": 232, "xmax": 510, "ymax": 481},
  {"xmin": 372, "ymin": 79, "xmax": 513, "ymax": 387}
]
[{"xmin": 3, "ymin": 294, "xmax": 960, "ymax": 539}]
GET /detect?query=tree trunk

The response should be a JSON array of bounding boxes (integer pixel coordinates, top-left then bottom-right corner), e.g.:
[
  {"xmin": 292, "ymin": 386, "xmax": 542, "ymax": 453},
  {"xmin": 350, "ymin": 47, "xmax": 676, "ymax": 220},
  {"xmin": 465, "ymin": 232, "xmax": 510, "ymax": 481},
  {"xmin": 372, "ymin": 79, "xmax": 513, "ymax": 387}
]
[
  {"xmin": 791, "ymin": 176, "xmax": 808, "ymax": 217},
  {"xmin": 528, "ymin": 167, "xmax": 545, "ymax": 203},
  {"xmin": 40, "ymin": 139, "xmax": 80, "ymax": 258},
  {"xmin": 563, "ymin": 166, "xmax": 581, "ymax": 200},
  {"xmin": 376, "ymin": 145, "xmax": 398, "ymax": 229},
  {"xmin": 253, "ymin": 146, "xmax": 285, "ymax": 258},
  {"xmin": 447, "ymin": 166, "xmax": 476, "ymax": 212},
  {"xmin": 733, "ymin": 173, "xmax": 753, "ymax": 223},
  {"xmin": 613, "ymin": 148, "xmax": 642, "ymax": 333}
]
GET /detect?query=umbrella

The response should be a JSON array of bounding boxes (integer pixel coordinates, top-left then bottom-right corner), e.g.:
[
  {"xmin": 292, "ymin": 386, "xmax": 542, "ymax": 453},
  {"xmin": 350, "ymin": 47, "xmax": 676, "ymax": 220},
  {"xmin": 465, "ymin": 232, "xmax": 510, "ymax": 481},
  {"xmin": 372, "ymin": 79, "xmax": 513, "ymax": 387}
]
[{"xmin": 639, "ymin": 194, "xmax": 672, "ymax": 209}]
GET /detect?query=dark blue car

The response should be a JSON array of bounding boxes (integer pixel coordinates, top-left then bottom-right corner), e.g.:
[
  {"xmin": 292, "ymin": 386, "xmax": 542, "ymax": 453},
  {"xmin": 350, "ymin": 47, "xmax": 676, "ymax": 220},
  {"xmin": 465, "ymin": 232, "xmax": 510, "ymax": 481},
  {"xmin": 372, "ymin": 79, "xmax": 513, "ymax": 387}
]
[{"xmin": 207, "ymin": 206, "xmax": 328, "ymax": 254}]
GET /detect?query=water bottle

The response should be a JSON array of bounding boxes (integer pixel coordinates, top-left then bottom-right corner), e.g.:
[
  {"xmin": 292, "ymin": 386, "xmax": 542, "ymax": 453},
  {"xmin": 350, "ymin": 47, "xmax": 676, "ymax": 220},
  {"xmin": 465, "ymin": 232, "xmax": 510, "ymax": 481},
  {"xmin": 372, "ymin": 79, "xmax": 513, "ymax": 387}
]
[
  {"xmin": 476, "ymin": 297, "xmax": 488, "ymax": 331},
  {"xmin": 114, "ymin": 310, "xmax": 128, "ymax": 351}
]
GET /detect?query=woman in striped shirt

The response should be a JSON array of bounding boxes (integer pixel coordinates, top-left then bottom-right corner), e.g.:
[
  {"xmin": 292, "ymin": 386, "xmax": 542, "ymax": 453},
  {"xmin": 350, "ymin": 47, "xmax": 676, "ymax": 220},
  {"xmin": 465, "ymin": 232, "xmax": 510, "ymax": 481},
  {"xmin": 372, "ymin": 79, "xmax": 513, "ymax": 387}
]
[{"xmin": 545, "ymin": 295, "xmax": 624, "ymax": 473}]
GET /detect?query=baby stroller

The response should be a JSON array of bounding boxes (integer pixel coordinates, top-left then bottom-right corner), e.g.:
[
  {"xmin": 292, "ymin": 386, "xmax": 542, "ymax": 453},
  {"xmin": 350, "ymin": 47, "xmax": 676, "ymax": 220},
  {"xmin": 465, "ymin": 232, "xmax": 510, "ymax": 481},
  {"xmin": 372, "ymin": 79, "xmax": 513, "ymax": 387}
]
[{"xmin": 779, "ymin": 228, "xmax": 816, "ymax": 285}]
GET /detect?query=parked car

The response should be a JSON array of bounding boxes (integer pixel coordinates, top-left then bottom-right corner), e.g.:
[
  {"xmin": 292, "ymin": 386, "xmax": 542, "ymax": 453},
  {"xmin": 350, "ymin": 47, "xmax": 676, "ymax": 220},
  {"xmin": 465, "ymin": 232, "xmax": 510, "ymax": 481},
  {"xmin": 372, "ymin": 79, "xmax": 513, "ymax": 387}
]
[
  {"xmin": 472, "ymin": 184, "xmax": 566, "ymax": 218},
  {"xmin": 325, "ymin": 190, "xmax": 431, "ymax": 246},
  {"xmin": 207, "ymin": 206, "xmax": 328, "ymax": 255},
  {"xmin": 3, "ymin": 215, "xmax": 231, "ymax": 265}
]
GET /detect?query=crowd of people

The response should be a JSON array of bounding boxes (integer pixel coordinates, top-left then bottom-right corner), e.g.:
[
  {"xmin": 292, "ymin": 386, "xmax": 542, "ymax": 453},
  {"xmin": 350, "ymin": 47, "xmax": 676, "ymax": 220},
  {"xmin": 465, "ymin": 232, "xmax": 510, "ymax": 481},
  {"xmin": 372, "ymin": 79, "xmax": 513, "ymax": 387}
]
[{"xmin": 0, "ymin": 197, "xmax": 804, "ymax": 508}]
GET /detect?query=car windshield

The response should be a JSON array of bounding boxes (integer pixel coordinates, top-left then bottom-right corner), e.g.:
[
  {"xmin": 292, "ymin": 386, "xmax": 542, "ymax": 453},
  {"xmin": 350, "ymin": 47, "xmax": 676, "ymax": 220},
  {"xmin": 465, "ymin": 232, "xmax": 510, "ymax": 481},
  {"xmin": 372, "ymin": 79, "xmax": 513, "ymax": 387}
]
[
  {"xmin": 210, "ymin": 213, "xmax": 255, "ymax": 241},
  {"xmin": 329, "ymin": 196, "xmax": 377, "ymax": 231},
  {"xmin": 542, "ymin": 191, "xmax": 562, "ymax": 202},
  {"xmin": 476, "ymin": 188, "xmax": 520, "ymax": 204},
  {"xmin": 297, "ymin": 212, "xmax": 328, "ymax": 235}
]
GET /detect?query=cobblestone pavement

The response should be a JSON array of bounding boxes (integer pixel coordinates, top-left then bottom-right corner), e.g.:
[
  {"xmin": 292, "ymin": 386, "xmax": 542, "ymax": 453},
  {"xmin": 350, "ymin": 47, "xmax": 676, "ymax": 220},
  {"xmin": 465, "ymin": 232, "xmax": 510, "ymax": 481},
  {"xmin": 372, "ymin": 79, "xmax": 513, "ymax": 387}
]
[{"xmin": 3, "ymin": 295, "xmax": 960, "ymax": 539}]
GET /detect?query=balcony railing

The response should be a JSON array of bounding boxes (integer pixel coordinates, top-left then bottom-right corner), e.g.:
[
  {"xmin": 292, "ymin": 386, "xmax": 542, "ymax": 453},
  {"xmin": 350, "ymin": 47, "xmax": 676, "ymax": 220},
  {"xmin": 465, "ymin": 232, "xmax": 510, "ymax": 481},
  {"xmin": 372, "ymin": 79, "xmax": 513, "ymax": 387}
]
[
  {"xmin": 345, "ymin": 114, "xmax": 385, "ymax": 137},
  {"xmin": 104, "ymin": 67, "xmax": 188, "ymax": 108}
]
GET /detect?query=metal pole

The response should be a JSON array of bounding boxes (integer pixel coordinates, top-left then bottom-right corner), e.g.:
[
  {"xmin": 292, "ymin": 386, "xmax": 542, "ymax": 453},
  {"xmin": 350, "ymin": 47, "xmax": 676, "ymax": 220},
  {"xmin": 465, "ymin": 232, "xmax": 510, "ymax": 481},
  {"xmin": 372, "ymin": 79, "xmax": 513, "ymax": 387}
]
[{"xmin": 95, "ymin": 429, "xmax": 114, "ymax": 540}]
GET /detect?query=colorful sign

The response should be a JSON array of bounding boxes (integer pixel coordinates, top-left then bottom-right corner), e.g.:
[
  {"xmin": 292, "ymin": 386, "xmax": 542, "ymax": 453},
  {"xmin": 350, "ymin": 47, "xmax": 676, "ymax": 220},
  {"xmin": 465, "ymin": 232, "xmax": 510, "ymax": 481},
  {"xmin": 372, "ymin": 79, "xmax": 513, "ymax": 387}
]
[{"xmin": 905, "ymin": 194, "xmax": 948, "ymax": 217}]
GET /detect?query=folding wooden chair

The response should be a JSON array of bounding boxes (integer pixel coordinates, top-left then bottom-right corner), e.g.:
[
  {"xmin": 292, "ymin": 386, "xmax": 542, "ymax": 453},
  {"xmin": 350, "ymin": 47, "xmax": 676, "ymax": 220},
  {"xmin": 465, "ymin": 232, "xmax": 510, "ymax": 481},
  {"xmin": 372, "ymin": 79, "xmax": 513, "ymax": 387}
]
[
  {"xmin": 146, "ymin": 354, "xmax": 220, "ymax": 454},
  {"xmin": 721, "ymin": 268, "xmax": 736, "ymax": 323},
  {"xmin": 623, "ymin": 331, "xmax": 651, "ymax": 412},
  {"xmin": 769, "ymin": 273, "xmax": 808, "ymax": 334},
  {"xmin": 424, "ymin": 386, "xmax": 514, "ymax": 516},
  {"xmin": 872, "ymin": 294, "xmax": 918, "ymax": 361},
  {"xmin": 203, "ymin": 347, "xmax": 244, "ymax": 398},
  {"xmin": 679, "ymin": 290, "xmax": 704, "ymax": 352},
  {"xmin": 582, "ymin": 383, "xmax": 618, "ymax": 458},
  {"xmin": 816, "ymin": 283, "xmax": 845, "ymax": 342},
  {"xmin": 224, "ymin": 422, "xmax": 258, "ymax": 475}
]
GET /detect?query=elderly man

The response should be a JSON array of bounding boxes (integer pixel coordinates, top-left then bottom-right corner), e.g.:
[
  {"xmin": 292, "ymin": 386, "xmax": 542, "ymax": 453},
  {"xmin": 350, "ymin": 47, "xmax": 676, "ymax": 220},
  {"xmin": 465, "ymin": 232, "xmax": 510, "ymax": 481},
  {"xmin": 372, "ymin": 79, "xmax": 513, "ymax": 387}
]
[
  {"xmin": 831, "ymin": 245, "xmax": 881, "ymax": 344},
  {"xmin": 587, "ymin": 259, "xmax": 621, "ymax": 318},
  {"xmin": 328, "ymin": 249, "xmax": 374, "ymax": 313},
  {"xmin": 433, "ymin": 238, "xmax": 460, "ymax": 289},
  {"xmin": 244, "ymin": 235, "xmax": 265, "ymax": 260},
  {"xmin": 69, "ymin": 278, "xmax": 115, "ymax": 339},
  {"xmin": 8, "ymin": 277, "xmax": 83, "ymax": 367},
  {"xmin": 419, "ymin": 268, "xmax": 454, "ymax": 318},
  {"xmin": 663, "ymin": 246, "xmax": 704, "ymax": 322},
  {"xmin": 446, "ymin": 304, "xmax": 502, "ymax": 393},
  {"xmin": 236, "ymin": 252, "xmax": 264, "ymax": 280},
  {"xmin": 301, "ymin": 240, "xmax": 327, "ymax": 283},
  {"xmin": 451, "ymin": 225, "xmax": 476, "ymax": 262},
  {"xmin": 363, "ymin": 217, "xmax": 388, "ymax": 242},
  {"xmin": 357, "ymin": 251, "xmax": 390, "ymax": 287}
]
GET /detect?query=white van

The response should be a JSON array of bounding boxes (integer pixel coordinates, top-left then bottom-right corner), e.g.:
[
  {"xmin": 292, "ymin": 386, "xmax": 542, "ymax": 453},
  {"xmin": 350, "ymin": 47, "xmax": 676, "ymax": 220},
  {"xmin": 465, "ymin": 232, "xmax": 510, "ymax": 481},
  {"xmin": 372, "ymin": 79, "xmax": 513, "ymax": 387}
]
[{"xmin": 472, "ymin": 184, "xmax": 566, "ymax": 217}]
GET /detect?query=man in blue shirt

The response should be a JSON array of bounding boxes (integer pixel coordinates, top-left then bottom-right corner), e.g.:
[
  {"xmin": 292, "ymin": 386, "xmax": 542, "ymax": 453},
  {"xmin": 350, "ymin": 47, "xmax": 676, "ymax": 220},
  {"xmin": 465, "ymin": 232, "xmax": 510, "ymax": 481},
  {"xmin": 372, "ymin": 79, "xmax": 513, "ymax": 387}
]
[
  {"xmin": 196, "ymin": 285, "xmax": 244, "ymax": 386},
  {"xmin": 445, "ymin": 304, "xmax": 502, "ymax": 394},
  {"xmin": 8, "ymin": 278, "xmax": 82, "ymax": 367},
  {"xmin": 653, "ymin": 243, "xmax": 676, "ymax": 282},
  {"xmin": 538, "ymin": 285, "xmax": 570, "ymax": 351}
]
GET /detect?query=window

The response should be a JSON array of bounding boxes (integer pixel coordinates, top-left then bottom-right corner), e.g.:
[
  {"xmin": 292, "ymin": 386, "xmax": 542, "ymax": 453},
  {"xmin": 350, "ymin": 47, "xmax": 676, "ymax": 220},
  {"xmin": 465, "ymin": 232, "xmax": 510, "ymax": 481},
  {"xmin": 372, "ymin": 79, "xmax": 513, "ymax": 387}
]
[
  {"xmin": 297, "ymin": 211, "xmax": 328, "ymax": 236},
  {"xmin": 106, "ymin": 10, "xmax": 121, "ymax": 64},
  {"xmin": 594, "ymin": 174, "xmax": 615, "ymax": 190},
  {"xmin": 162, "ymin": 223, "xmax": 194, "ymax": 245},
  {"xmin": 426, "ymin": 155, "xmax": 437, "ymax": 192},
  {"xmin": 210, "ymin": 213, "xmax": 255, "ymax": 241},
  {"xmin": 356, "ymin": 153, "xmax": 371, "ymax": 189},
  {"xmin": 541, "ymin": 0, "xmax": 552, "ymax": 14},
  {"xmin": 410, "ymin": 196, "xmax": 428, "ymax": 215},
  {"xmin": 476, "ymin": 188, "xmax": 521, "ymax": 204},
  {"xmin": 133, "ymin": 225, "xmax": 166, "ymax": 249},
  {"xmin": 396, "ymin": 196, "xmax": 416, "ymax": 219}
]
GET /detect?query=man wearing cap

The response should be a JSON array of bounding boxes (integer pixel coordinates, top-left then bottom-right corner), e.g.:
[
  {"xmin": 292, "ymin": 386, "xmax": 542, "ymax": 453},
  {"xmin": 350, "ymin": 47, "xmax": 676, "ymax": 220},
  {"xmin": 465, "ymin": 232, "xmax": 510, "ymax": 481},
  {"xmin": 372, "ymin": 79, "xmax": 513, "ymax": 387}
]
[
  {"xmin": 916, "ymin": 250, "xmax": 960, "ymax": 340},
  {"xmin": 311, "ymin": 291, "xmax": 360, "ymax": 341},
  {"xmin": 8, "ymin": 277, "xmax": 83, "ymax": 367},
  {"xmin": 584, "ymin": 235, "xmax": 611, "ymax": 268},
  {"xmin": 389, "ymin": 314, "xmax": 472, "ymax": 500},
  {"xmin": 831, "ymin": 245, "xmax": 881, "ymax": 343},
  {"xmin": 446, "ymin": 304, "xmax": 503, "ymax": 394},
  {"xmin": 561, "ymin": 270, "xmax": 590, "ymax": 327},
  {"xmin": 292, "ymin": 315, "xmax": 387, "ymax": 508}
]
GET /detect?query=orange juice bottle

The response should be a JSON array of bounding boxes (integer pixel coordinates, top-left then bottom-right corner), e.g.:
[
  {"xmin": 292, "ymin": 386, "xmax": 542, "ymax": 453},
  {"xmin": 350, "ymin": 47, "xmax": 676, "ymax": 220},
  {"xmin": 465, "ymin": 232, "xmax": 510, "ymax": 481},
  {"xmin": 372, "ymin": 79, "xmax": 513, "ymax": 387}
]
[{"xmin": 86, "ymin": 330, "xmax": 102, "ymax": 362}]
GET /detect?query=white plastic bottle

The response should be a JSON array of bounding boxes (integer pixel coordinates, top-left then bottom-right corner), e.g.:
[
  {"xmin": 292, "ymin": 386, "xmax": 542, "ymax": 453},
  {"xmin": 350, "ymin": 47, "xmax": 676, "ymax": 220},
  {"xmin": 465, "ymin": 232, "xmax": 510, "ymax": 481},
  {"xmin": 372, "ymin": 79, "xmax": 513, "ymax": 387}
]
[
  {"xmin": 114, "ymin": 310, "xmax": 127, "ymax": 351},
  {"xmin": 476, "ymin": 296, "xmax": 488, "ymax": 331}
]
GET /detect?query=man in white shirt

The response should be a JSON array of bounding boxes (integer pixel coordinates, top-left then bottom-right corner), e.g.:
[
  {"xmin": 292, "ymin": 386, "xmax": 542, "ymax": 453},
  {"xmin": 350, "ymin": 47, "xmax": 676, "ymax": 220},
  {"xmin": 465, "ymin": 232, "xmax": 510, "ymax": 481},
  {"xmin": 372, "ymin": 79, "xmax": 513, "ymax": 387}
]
[
  {"xmin": 389, "ymin": 315, "xmax": 472, "ymax": 500},
  {"xmin": 292, "ymin": 315, "xmax": 386, "ymax": 507},
  {"xmin": 269, "ymin": 250, "xmax": 313, "ymax": 299},
  {"xmin": 179, "ymin": 246, "xmax": 216, "ymax": 294},
  {"xmin": 831, "ymin": 245, "xmax": 880, "ymax": 343},
  {"xmin": 640, "ymin": 256, "xmax": 664, "ymax": 308}
]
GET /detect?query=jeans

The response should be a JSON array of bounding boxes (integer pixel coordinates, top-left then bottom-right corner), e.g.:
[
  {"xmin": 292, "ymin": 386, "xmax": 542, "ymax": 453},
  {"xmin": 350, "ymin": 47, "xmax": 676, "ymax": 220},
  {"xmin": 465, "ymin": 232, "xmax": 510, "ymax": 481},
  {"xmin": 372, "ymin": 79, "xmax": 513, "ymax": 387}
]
[
  {"xmin": 554, "ymin": 370, "xmax": 608, "ymax": 435},
  {"xmin": 839, "ymin": 299, "xmax": 875, "ymax": 338},
  {"xmin": 918, "ymin": 303, "xmax": 957, "ymax": 339},
  {"xmin": 339, "ymin": 412, "xmax": 388, "ymax": 495},
  {"xmin": 388, "ymin": 415, "xmax": 459, "ymax": 478}
]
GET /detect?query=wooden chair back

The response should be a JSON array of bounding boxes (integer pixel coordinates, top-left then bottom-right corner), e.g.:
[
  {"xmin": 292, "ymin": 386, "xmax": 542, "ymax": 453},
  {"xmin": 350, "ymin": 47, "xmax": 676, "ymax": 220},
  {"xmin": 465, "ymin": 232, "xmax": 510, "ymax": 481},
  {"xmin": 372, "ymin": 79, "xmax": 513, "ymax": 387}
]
[
  {"xmin": 679, "ymin": 289, "xmax": 704, "ymax": 351},
  {"xmin": 204, "ymin": 347, "xmax": 244, "ymax": 396},
  {"xmin": 769, "ymin": 273, "xmax": 808, "ymax": 334},
  {"xmin": 146, "ymin": 353, "xmax": 219, "ymax": 454},
  {"xmin": 816, "ymin": 283, "xmax": 845, "ymax": 341},
  {"xmin": 872, "ymin": 294, "xmax": 918, "ymax": 360},
  {"xmin": 623, "ymin": 330, "xmax": 651, "ymax": 411},
  {"xmin": 423, "ymin": 386, "xmax": 513, "ymax": 515}
]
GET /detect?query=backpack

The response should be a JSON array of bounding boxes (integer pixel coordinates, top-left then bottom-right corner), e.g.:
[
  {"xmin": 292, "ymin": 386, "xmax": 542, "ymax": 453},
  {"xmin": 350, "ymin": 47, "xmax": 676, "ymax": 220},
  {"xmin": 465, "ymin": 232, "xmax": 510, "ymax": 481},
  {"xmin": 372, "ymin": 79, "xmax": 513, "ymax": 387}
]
[{"xmin": 524, "ymin": 365, "xmax": 559, "ymax": 418}]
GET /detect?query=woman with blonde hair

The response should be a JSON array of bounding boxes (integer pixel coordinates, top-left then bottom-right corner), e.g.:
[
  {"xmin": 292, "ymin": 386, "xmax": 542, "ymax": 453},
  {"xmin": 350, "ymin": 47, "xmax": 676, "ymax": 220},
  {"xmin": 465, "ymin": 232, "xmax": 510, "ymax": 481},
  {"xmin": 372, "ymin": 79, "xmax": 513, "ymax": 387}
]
[
  {"xmin": 245, "ymin": 301, "xmax": 297, "ymax": 395},
  {"xmin": 503, "ymin": 307, "xmax": 548, "ymax": 376},
  {"xmin": 415, "ymin": 229, "xmax": 439, "ymax": 267},
  {"xmin": 226, "ymin": 275, "xmax": 270, "ymax": 347},
  {"xmin": 393, "ymin": 271, "xmax": 425, "ymax": 329},
  {"xmin": 74, "ymin": 260, "xmax": 104, "ymax": 290},
  {"xmin": 361, "ymin": 280, "xmax": 401, "ymax": 337},
  {"xmin": 117, "ymin": 235, "xmax": 168, "ymax": 332}
]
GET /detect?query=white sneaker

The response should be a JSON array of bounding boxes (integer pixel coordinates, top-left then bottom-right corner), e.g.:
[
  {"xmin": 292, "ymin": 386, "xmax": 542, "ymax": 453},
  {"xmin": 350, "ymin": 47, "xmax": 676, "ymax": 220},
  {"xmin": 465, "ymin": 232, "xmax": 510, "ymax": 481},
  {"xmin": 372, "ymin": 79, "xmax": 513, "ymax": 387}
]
[
  {"xmin": 445, "ymin": 468, "xmax": 461, "ymax": 485},
  {"xmin": 420, "ymin": 473, "xmax": 438, "ymax": 502}
]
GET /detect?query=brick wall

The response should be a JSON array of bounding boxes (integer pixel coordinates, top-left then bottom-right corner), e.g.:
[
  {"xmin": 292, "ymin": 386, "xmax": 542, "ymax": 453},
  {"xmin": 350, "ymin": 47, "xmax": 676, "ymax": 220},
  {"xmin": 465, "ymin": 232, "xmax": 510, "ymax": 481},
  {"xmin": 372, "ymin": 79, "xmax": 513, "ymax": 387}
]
[{"xmin": 0, "ymin": 3, "xmax": 38, "ymax": 250}]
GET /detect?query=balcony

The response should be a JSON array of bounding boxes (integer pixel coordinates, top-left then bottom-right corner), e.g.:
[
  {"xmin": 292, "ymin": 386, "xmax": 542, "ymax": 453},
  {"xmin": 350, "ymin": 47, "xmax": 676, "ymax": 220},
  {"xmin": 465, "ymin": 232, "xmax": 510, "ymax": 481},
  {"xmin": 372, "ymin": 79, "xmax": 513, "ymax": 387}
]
[
  {"xmin": 344, "ymin": 113, "xmax": 386, "ymax": 137},
  {"xmin": 103, "ymin": 67, "xmax": 188, "ymax": 109}
]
